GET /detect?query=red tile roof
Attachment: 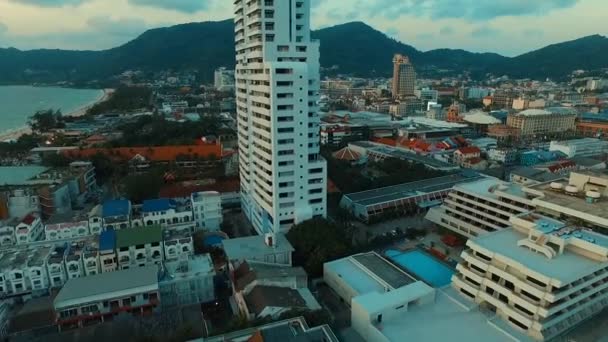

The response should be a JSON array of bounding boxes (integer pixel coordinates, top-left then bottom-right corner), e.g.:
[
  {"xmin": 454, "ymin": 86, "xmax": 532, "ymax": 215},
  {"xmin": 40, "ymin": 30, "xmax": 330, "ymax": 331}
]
[
  {"xmin": 456, "ymin": 146, "xmax": 481, "ymax": 155},
  {"xmin": 159, "ymin": 179, "xmax": 240, "ymax": 198},
  {"xmin": 22, "ymin": 213, "xmax": 36, "ymax": 225},
  {"xmin": 64, "ymin": 143, "xmax": 222, "ymax": 162},
  {"xmin": 372, "ymin": 137, "xmax": 397, "ymax": 147}
]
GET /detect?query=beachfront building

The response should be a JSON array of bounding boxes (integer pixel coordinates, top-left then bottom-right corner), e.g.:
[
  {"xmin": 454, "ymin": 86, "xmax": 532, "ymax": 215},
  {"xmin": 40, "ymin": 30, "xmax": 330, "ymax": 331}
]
[
  {"xmin": 191, "ymin": 191, "xmax": 222, "ymax": 231},
  {"xmin": 53, "ymin": 266, "xmax": 160, "ymax": 330},
  {"xmin": 234, "ymin": 0, "xmax": 327, "ymax": 234},
  {"xmin": 425, "ymin": 178, "xmax": 535, "ymax": 239}
]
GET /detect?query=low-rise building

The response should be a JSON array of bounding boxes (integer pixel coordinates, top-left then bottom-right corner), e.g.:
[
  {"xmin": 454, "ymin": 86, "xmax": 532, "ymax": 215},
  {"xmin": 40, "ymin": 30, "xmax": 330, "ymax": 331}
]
[
  {"xmin": 15, "ymin": 214, "xmax": 43, "ymax": 245},
  {"xmin": 576, "ymin": 121, "xmax": 608, "ymax": 138},
  {"xmin": 98, "ymin": 230, "xmax": 117, "ymax": 273},
  {"xmin": 53, "ymin": 266, "xmax": 160, "ymax": 330},
  {"xmin": 115, "ymin": 225, "xmax": 163, "ymax": 270},
  {"xmin": 191, "ymin": 191, "xmax": 222, "ymax": 231},
  {"xmin": 222, "ymin": 233, "xmax": 294, "ymax": 266},
  {"xmin": 488, "ymin": 148, "xmax": 518, "ymax": 165},
  {"xmin": 162, "ymin": 229, "xmax": 194, "ymax": 261},
  {"xmin": 0, "ymin": 223, "xmax": 15, "ymax": 247},
  {"xmin": 0, "ymin": 246, "xmax": 52, "ymax": 296},
  {"xmin": 102, "ymin": 200, "xmax": 131, "ymax": 231},
  {"xmin": 44, "ymin": 213, "xmax": 90, "ymax": 241},
  {"xmin": 141, "ymin": 198, "xmax": 194, "ymax": 232},
  {"xmin": 549, "ymin": 138, "xmax": 608, "ymax": 158},
  {"xmin": 339, "ymin": 173, "xmax": 484, "ymax": 223},
  {"xmin": 203, "ymin": 317, "xmax": 338, "ymax": 342},
  {"xmin": 159, "ymin": 254, "xmax": 216, "ymax": 308}
]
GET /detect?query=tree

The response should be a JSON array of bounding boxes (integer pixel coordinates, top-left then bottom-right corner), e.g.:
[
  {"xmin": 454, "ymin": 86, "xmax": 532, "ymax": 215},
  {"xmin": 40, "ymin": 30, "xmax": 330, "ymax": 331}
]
[
  {"xmin": 28, "ymin": 109, "xmax": 64, "ymax": 132},
  {"xmin": 123, "ymin": 171, "xmax": 163, "ymax": 203},
  {"xmin": 286, "ymin": 218, "xmax": 353, "ymax": 277},
  {"xmin": 42, "ymin": 153, "xmax": 71, "ymax": 168}
]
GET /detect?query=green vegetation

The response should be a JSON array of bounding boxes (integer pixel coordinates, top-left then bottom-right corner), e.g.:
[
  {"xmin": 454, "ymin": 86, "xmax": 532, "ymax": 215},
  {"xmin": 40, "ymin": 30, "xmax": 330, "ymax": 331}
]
[
  {"xmin": 109, "ymin": 114, "xmax": 222, "ymax": 147},
  {"xmin": 323, "ymin": 148, "xmax": 444, "ymax": 194},
  {"xmin": 1, "ymin": 20, "xmax": 606, "ymax": 83},
  {"xmin": 0, "ymin": 134, "xmax": 41, "ymax": 157},
  {"xmin": 87, "ymin": 86, "xmax": 152, "ymax": 115},
  {"xmin": 287, "ymin": 218, "xmax": 354, "ymax": 277},
  {"xmin": 122, "ymin": 170, "xmax": 163, "ymax": 204},
  {"xmin": 28, "ymin": 109, "xmax": 65, "ymax": 132}
]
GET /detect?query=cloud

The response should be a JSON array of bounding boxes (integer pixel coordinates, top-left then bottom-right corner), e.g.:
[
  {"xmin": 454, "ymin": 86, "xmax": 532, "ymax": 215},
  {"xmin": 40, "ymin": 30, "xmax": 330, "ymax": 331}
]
[
  {"xmin": 385, "ymin": 27, "xmax": 399, "ymax": 38},
  {"xmin": 8, "ymin": 0, "xmax": 91, "ymax": 7},
  {"xmin": 416, "ymin": 32, "xmax": 434, "ymax": 40},
  {"xmin": 522, "ymin": 28, "xmax": 544, "ymax": 38},
  {"xmin": 0, "ymin": 22, "xmax": 7, "ymax": 34},
  {"xmin": 471, "ymin": 26, "xmax": 502, "ymax": 38},
  {"xmin": 86, "ymin": 16, "xmax": 148, "ymax": 37},
  {"xmin": 127, "ymin": 0, "xmax": 211, "ymax": 13},
  {"xmin": 358, "ymin": 0, "xmax": 579, "ymax": 21},
  {"xmin": 439, "ymin": 26, "xmax": 454, "ymax": 35}
]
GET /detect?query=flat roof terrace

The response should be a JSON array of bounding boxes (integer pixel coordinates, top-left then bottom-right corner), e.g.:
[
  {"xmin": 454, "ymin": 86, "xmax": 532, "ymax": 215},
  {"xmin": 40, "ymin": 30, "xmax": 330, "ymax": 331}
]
[
  {"xmin": 533, "ymin": 187, "xmax": 608, "ymax": 222},
  {"xmin": 343, "ymin": 173, "xmax": 485, "ymax": 207}
]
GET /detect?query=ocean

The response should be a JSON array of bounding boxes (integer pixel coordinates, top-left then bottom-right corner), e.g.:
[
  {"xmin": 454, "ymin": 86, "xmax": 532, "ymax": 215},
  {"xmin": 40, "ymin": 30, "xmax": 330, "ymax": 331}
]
[{"xmin": 0, "ymin": 85, "xmax": 104, "ymax": 134}]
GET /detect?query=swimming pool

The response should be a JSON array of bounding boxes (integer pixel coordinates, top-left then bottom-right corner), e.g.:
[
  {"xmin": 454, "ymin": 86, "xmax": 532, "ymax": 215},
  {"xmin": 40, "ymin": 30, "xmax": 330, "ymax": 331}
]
[{"xmin": 385, "ymin": 249, "xmax": 455, "ymax": 287}]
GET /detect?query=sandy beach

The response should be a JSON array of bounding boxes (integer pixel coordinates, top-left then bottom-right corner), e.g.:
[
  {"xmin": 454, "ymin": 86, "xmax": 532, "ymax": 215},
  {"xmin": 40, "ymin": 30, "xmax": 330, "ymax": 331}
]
[{"xmin": 0, "ymin": 88, "xmax": 113, "ymax": 142}]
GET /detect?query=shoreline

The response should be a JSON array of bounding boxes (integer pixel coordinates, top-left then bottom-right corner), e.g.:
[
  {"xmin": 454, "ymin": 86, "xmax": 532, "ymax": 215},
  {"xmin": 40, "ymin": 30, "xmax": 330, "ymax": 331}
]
[{"xmin": 0, "ymin": 88, "xmax": 113, "ymax": 143}]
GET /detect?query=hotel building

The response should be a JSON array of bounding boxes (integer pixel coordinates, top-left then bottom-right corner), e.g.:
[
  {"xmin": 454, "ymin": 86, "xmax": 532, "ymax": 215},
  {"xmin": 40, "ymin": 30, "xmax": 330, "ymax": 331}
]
[{"xmin": 235, "ymin": 0, "xmax": 327, "ymax": 234}]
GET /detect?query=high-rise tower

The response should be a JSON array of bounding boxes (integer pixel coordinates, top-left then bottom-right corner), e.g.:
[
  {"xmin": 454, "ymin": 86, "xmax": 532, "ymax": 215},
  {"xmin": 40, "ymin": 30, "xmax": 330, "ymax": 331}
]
[
  {"xmin": 234, "ymin": 0, "xmax": 327, "ymax": 234},
  {"xmin": 392, "ymin": 54, "xmax": 416, "ymax": 99}
]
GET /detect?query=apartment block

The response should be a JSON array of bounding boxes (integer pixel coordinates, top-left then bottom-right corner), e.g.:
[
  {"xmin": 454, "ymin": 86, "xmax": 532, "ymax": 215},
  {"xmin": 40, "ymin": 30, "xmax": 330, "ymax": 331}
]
[
  {"xmin": 0, "ymin": 246, "xmax": 52, "ymax": 296},
  {"xmin": 141, "ymin": 198, "xmax": 194, "ymax": 232},
  {"xmin": 507, "ymin": 109, "xmax": 577, "ymax": 136},
  {"xmin": 115, "ymin": 225, "xmax": 163, "ymax": 270},
  {"xmin": 191, "ymin": 191, "xmax": 222, "ymax": 231},
  {"xmin": 235, "ymin": 0, "xmax": 327, "ymax": 234},
  {"xmin": 425, "ymin": 177, "xmax": 535, "ymax": 239}
]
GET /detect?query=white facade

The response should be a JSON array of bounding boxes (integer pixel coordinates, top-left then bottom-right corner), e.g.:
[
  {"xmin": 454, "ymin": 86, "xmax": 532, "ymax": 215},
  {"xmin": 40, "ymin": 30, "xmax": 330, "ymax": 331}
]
[
  {"xmin": 425, "ymin": 178, "xmax": 534, "ymax": 239},
  {"xmin": 214, "ymin": 67, "xmax": 236, "ymax": 92},
  {"xmin": 15, "ymin": 214, "xmax": 43, "ymax": 245},
  {"xmin": 0, "ymin": 247, "xmax": 52, "ymax": 296},
  {"xmin": 549, "ymin": 138, "xmax": 608, "ymax": 158},
  {"xmin": 191, "ymin": 191, "xmax": 223, "ymax": 231},
  {"xmin": 235, "ymin": 0, "xmax": 327, "ymax": 234},
  {"xmin": 45, "ymin": 219, "xmax": 90, "ymax": 241},
  {"xmin": 163, "ymin": 231, "xmax": 194, "ymax": 261},
  {"xmin": 0, "ymin": 224, "xmax": 15, "ymax": 247}
]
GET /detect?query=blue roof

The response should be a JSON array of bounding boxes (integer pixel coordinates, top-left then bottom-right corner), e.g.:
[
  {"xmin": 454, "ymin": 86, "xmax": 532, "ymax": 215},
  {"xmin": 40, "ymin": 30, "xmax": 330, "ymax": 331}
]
[
  {"xmin": 99, "ymin": 230, "xmax": 116, "ymax": 251},
  {"xmin": 204, "ymin": 235, "xmax": 225, "ymax": 247},
  {"xmin": 142, "ymin": 198, "xmax": 175, "ymax": 213},
  {"xmin": 102, "ymin": 200, "xmax": 131, "ymax": 218}
]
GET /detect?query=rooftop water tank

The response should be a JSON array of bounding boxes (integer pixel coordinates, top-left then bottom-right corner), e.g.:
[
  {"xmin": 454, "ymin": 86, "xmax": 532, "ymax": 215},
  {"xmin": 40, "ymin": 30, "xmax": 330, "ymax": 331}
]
[{"xmin": 550, "ymin": 182, "xmax": 564, "ymax": 191}]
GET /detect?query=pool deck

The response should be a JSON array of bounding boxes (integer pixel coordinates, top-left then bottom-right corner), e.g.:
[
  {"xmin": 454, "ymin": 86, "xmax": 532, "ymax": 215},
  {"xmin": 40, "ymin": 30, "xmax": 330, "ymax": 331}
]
[{"xmin": 385, "ymin": 248, "xmax": 456, "ymax": 288}]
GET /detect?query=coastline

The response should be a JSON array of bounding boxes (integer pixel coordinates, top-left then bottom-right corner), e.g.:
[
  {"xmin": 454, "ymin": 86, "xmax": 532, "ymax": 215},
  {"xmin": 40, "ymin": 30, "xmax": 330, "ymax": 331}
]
[{"xmin": 0, "ymin": 88, "xmax": 113, "ymax": 143}]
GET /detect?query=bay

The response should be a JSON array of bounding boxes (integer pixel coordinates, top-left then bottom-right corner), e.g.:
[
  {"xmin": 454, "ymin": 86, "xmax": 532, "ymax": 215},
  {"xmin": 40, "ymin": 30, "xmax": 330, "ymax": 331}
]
[{"xmin": 0, "ymin": 85, "xmax": 104, "ymax": 134}]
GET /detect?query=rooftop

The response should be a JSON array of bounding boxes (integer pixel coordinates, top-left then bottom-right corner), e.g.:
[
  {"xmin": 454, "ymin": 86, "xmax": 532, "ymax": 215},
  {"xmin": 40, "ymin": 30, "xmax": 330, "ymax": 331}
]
[
  {"xmin": 115, "ymin": 225, "xmax": 162, "ymax": 248},
  {"xmin": 357, "ymin": 286, "xmax": 528, "ymax": 342},
  {"xmin": 471, "ymin": 228, "xmax": 608, "ymax": 284},
  {"xmin": 161, "ymin": 254, "xmax": 215, "ymax": 281},
  {"xmin": 342, "ymin": 172, "xmax": 484, "ymax": 207},
  {"xmin": 463, "ymin": 111, "xmax": 502, "ymax": 125},
  {"xmin": 102, "ymin": 199, "xmax": 131, "ymax": 218},
  {"xmin": 99, "ymin": 230, "xmax": 116, "ymax": 252},
  {"xmin": 510, "ymin": 167, "xmax": 566, "ymax": 184},
  {"xmin": 234, "ymin": 261, "xmax": 307, "ymax": 292},
  {"xmin": 54, "ymin": 266, "xmax": 158, "ymax": 309},
  {"xmin": 0, "ymin": 166, "xmax": 49, "ymax": 186},
  {"xmin": 325, "ymin": 252, "xmax": 416, "ymax": 295},
  {"xmin": 221, "ymin": 233, "xmax": 294, "ymax": 261},
  {"xmin": 455, "ymin": 177, "xmax": 527, "ymax": 201},
  {"xmin": 142, "ymin": 198, "xmax": 175, "ymax": 213},
  {"xmin": 349, "ymin": 141, "xmax": 459, "ymax": 171},
  {"xmin": 245, "ymin": 286, "xmax": 307, "ymax": 316}
]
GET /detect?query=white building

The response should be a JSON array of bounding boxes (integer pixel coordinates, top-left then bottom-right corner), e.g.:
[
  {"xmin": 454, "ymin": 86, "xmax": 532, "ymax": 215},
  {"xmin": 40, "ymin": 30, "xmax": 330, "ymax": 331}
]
[
  {"xmin": 222, "ymin": 233, "xmax": 294, "ymax": 266},
  {"xmin": 235, "ymin": 0, "xmax": 328, "ymax": 234},
  {"xmin": 115, "ymin": 225, "xmax": 163, "ymax": 270},
  {"xmin": 159, "ymin": 254, "xmax": 216, "ymax": 308},
  {"xmin": 0, "ymin": 246, "xmax": 52, "ymax": 296},
  {"xmin": 45, "ymin": 214, "xmax": 90, "ymax": 241},
  {"xmin": 141, "ymin": 198, "xmax": 194, "ymax": 232},
  {"xmin": 214, "ymin": 67, "xmax": 235, "ymax": 92},
  {"xmin": 549, "ymin": 138, "xmax": 608, "ymax": 158},
  {"xmin": 53, "ymin": 266, "xmax": 159, "ymax": 330},
  {"xmin": 0, "ymin": 224, "xmax": 15, "ymax": 247},
  {"xmin": 191, "ymin": 191, "xmax": 222, "ymax": 231},
  {"xmin": 425, "ymin": 178, "xmax": 534, "ymax": 239},
  {"xmin": 14, "ymin": 214, "xmax": 43, "ymax": 245},
  {"xmin": 163, "ymin": 230, "xmax": 194, "ymax": 261},
  {"xmin": 415, "ymin": 88, "xmax": 438, "ymax": 102}
]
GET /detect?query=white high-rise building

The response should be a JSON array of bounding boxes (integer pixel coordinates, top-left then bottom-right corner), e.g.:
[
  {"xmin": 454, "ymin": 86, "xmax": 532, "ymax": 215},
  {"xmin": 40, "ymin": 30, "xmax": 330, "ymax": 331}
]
[{"xmin": 234, "ymin": 0, "xmax": 327, "ymax": 234}]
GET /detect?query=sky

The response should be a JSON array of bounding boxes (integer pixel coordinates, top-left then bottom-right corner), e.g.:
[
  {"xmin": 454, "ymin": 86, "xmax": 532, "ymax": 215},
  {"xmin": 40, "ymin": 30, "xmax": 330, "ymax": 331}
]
[{"xmin": 0, "ymin": 0, "xmax": 606, "ymax": 56}]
